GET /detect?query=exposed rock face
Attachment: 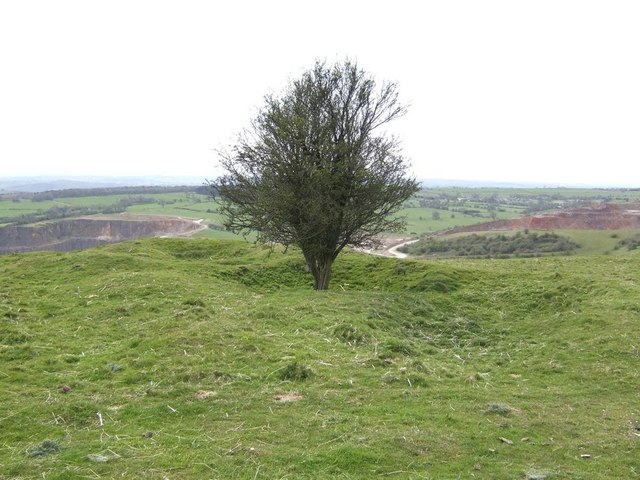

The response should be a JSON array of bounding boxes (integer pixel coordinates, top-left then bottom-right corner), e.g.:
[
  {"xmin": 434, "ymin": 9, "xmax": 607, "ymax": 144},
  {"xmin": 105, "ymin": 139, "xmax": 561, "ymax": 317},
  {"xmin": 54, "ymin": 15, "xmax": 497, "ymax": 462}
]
[
  {"xmin": 448, "ymin": 204, "xmax": 640, "ymax": 234},
  {"xmin": 0, "ymin": 216, "xmax": 201, "ymax": 254}
]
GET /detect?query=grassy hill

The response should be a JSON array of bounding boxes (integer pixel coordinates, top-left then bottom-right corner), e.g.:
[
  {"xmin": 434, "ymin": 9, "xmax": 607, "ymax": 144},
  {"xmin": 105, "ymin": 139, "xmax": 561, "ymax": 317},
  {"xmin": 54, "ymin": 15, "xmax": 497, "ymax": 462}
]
[{"xmin": 1, "ymin": 239, "xmax": 639, "ymax": 479}]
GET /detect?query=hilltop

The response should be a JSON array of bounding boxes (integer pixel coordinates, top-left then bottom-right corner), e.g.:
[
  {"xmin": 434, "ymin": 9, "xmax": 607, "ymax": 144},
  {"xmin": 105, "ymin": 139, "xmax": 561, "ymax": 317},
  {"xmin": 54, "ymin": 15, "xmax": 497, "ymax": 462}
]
[{"xmin": 1, "ymin": 238, "xmax": 639, "ymax": 479}]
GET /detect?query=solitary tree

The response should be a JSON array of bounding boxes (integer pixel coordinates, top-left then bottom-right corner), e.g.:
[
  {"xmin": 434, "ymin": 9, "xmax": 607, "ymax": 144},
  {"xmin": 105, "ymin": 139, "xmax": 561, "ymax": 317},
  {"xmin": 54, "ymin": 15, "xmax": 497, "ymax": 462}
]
[{"xmin": 214, "ymin": 60, "xmax": 419, "ymax": 290}]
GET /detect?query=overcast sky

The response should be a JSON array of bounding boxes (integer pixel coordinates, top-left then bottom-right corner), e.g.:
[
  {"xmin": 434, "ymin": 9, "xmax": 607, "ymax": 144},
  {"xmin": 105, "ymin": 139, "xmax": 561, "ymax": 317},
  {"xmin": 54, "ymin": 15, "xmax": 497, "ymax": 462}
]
[{"xmin": 1, "ymin": 1, "xmax": 638, "ymax": 186}]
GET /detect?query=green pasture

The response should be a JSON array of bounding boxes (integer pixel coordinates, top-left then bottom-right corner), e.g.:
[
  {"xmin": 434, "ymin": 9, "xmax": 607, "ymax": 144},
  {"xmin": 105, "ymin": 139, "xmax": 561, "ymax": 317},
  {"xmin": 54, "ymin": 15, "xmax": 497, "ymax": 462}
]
[
  {"xmin": 555, "ymin": 229, "xmax": 640, "ymax": 255},
  {"xmin": 1, "ymin": 193, "xmax": 208, "ymax": 215},
  {"xmin": 399, "ymin": 205, "xmax": 524, "ymax": 236},
  {"xmin": 0, "ymin": 199, "xmax": 60, "ymax": 219}
]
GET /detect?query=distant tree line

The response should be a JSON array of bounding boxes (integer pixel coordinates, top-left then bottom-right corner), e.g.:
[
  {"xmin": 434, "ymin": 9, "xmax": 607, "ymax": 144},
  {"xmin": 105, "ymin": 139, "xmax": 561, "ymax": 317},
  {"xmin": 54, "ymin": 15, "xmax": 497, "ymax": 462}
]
[
  {"xmin": 398, "ymin": 231, "xmax": 579, "ymax": 258},
  {"xmin": 30, "ymin": 185, "xmax": 206, "ymax": 201},
  {"xmin": 0, "ymin": 185, "xmax": 212, "ymax": 202},
  {"xmin": 207, "ymin": 224, "xmax": 226, "ymax": 231},
  {"xmin": 419, "ymin": 198, "xmax": 449, "ymax": 210}
]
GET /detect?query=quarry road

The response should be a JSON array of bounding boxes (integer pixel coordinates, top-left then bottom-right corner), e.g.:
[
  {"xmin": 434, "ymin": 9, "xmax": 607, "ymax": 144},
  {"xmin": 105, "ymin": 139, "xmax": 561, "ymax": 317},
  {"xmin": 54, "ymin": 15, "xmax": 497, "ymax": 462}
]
[
  {"xmin": 187, "ymin": 218, "xmax": 208, "ymax": 235},
  {"xmin": 357, "ymin": 238, "xmax": 419, "ymax": 259},
  {"xmin": 387, "ymin": 239, "xmax": 419, "ymax": 259}
]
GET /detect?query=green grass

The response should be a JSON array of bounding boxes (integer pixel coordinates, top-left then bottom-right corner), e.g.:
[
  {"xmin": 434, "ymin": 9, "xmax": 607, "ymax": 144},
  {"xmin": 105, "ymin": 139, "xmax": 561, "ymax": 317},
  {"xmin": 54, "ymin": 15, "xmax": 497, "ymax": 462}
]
[
  {"xmin": 0, "ymin": 193, "xmax": 217, "ymax": 219},
  {"xmin": 555, "ymin": 229, "xmax": 640, "ymax": 255},
  {"xmin": 0, "ymin": 199, "xmax": 60, "ymax": 219},
  {"xmin": 397, "ymin": 206, "xmax": 522, "ymax": 235},
  {"xmin": 2, "ymin": 238, "xmax": 639, "ymax": 478}
]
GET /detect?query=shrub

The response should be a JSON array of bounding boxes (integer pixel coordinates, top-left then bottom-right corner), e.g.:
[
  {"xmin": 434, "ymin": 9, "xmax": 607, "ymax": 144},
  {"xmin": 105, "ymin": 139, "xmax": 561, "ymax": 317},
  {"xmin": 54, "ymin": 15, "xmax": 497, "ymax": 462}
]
[{"xmin": 402, "ymin": 232, "xmax": 579, "ymax": 258}]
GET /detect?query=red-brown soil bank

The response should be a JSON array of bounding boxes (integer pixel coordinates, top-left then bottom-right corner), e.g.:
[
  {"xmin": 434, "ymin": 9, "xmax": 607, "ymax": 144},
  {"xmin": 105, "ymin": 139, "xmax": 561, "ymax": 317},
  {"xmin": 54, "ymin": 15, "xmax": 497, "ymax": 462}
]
[
  {"xmin": 0, "ymin": 215, "xmax": 202, "ymax": 254},
  {"xmin": 448, "ymin": 204, "xmax": 640, "ymax": 234}
]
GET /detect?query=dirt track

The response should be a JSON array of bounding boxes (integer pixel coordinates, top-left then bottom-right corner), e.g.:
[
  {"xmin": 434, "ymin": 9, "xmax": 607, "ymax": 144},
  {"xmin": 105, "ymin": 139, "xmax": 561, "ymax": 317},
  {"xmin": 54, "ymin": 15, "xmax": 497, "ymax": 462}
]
[{"xmin": 358, "ymin": 237, "xmax": 419, "ymax": 258}]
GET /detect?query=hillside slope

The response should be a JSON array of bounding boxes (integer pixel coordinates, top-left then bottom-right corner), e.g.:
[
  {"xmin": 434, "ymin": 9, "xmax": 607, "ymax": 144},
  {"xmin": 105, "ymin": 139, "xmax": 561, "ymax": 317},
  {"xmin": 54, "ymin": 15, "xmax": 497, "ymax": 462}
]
[{"xmin": 1, "ymin": 239, "xmax": 639, "ymax": 479}]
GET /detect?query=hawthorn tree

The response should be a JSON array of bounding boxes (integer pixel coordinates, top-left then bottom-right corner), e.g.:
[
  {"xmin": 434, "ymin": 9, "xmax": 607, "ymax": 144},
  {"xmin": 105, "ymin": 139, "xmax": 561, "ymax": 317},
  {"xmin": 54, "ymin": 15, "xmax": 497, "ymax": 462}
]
[{"xmin": 214, "ymin": 60, "xmax": 419, "ymax": 290}]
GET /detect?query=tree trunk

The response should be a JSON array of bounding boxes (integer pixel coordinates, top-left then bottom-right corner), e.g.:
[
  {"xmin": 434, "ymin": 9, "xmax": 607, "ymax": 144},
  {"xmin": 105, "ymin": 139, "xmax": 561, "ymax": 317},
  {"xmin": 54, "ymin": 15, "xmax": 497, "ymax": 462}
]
[
  {"xmin": 305, "ymin": 254, "xmax": 334, "ymax": 291},
  {"xmin": 313, "ymin": 260, "xmax": 333, "ymax": 291}
]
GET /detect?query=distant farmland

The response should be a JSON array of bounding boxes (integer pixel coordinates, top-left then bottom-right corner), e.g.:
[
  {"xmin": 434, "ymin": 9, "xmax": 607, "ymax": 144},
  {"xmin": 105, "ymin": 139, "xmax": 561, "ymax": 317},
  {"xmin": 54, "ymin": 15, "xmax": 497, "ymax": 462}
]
[{"xmin": 2, "ymin": 185, "xmax": 640, "ymax": 253}]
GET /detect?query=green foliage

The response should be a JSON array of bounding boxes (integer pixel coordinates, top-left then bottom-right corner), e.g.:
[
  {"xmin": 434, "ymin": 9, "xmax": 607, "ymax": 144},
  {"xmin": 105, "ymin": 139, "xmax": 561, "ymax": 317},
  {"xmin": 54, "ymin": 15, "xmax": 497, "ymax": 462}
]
[
  {"xmin": 215, "ymin": 60, "xmax": 418, "ymax": 289},
  {"xmin": 615, "ymin": 232, "xmax": 640, "ymax": 250},
  {"xmin": 1, "ymin": 238, "xmax": 639, "ymax": 478},
  {"xmin": 402, "ymin": 232, "xmax": 579, "ymax": 258}
]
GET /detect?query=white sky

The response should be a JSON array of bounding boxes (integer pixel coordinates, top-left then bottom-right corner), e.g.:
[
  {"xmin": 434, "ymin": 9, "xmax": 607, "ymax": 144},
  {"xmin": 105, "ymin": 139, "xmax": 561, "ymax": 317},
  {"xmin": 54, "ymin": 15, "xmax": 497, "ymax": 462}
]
[{"xmin": 1, "ymin": 1, "xmax": 639, "ymax": 187}]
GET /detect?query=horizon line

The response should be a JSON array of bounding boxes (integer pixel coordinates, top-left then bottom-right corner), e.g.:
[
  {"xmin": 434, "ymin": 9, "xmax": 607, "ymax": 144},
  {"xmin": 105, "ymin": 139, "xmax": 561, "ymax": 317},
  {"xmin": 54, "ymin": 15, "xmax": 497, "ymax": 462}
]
[{"xmin": 0, "ymin": 174, "xmax": 638, "ymax": 190}]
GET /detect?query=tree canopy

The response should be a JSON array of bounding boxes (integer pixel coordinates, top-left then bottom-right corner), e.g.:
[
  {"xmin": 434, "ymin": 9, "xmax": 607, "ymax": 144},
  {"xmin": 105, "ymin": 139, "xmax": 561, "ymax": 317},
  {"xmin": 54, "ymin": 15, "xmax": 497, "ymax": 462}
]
[{"xmin": 214, "ymin": 60, "xmax": 419, "ymax": 290}]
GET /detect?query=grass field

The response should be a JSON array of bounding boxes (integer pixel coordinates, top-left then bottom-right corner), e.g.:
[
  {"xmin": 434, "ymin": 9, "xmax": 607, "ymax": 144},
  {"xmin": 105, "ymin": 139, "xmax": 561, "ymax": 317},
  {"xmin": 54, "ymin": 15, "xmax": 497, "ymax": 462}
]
[
  {"xmin": 399, "ymin": 206, "xmax": 522, "ymax": 235},
  {"xmin": 2, "ymin": 238, "xmax": 639, "ymax": 478},
  {"xmin": 0, "ymin": 194, "xmax": 217, "ymax": 221},
  {"xmin": 554, "ymin": 229, "xmax": 640, "ymax": 255},
  {"xmin": 0, "ymin": 199, "xmax": 62, "ymax": 219}
]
